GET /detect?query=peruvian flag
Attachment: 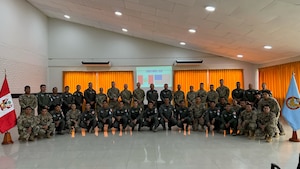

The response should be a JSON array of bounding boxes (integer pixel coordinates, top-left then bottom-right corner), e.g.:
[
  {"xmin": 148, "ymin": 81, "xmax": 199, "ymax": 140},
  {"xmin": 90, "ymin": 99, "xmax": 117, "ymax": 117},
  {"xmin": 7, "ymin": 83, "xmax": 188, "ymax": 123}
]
[{"xmin": 0, "ymin": 76, "xmax": 17, "ymax": 133}]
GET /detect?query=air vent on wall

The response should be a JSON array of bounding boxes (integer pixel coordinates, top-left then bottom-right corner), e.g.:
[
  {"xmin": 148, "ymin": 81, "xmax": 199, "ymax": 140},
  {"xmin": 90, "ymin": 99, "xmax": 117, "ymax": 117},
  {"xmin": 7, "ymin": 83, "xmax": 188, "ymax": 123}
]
[
  {"xmin": 173, "ymin": 60, "xmax": 203, "ymax": 66},
  {"xmin": 81, "ymin": 61, "xmax": 111, "ymax": 67}
]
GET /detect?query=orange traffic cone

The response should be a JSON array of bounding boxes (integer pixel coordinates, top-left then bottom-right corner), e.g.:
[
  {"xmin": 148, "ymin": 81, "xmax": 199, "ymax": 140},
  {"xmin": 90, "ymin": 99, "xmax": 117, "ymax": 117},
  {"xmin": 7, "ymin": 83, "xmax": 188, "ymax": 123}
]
[{"xmin": 2, "ymin": 132, "xmax": 14, "ymax": 145}]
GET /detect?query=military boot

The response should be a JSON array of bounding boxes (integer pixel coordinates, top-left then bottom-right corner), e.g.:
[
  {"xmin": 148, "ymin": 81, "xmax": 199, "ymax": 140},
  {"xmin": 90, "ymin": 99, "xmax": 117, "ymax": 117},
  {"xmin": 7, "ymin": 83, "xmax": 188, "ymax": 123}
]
[{"xmin": 266, "ymin": 135, "xmax": 272, "ymax": 143}]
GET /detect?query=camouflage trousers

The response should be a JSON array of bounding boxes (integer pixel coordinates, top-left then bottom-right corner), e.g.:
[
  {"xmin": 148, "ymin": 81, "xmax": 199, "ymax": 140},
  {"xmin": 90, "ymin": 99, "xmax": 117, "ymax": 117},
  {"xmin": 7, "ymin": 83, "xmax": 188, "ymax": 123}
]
[
  {"xmin": 255, "ymin": 124, "xmax": 276, "ymax": 137},
  {"xmin": 19, "ymin": 126, "xmax": 39, "ymax": 140},
  {"xmin": 239, "ymin": 121, "xmax": 257, "ymax": 133},
  {"xmin": 192, "ymin": 117, "xmax": 205, "ymax": 130},
  {"xmin": 38, "ymin": 123, "xmax": 55, "ymax": 136}
]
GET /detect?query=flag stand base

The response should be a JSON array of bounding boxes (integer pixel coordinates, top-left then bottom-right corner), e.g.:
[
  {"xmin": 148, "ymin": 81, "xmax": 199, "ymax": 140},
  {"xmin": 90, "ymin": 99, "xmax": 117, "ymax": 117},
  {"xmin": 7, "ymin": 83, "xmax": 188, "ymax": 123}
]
[
  {"xmin": 2, "ymin": 132, "xmax": 14, "ymax": 145},
  {"xmin": 289, "ymin": 131, "xmax": 300, "ymax": 142}
]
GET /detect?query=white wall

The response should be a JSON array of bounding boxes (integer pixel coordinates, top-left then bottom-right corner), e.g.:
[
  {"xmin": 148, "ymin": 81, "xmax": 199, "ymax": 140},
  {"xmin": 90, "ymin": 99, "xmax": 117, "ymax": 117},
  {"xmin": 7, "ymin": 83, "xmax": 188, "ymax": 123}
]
[
  {"xmin": 48, "ymin": 18, "xmax": 258, "ymax": 91},
  {"xmin": 0, "ymin": 0, "xmax": 48, "ymax": 94}
]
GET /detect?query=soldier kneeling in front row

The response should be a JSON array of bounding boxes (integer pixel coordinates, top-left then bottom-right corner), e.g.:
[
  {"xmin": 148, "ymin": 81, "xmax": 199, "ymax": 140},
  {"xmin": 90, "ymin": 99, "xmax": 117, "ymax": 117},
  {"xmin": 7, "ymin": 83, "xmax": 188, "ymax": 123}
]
[
  {"xmin": 50, "ymin": 105, "xmax": 65, "ymax": 135},
  {"xmin": 220, "ymin": 103, "xmax": 238, "ymax": 136},
  {"xmin": 17, "ymin": 106, "xmax": 40, "ymax": 141},
  {"xmin": 80, "ymin": 103, "xmax": 97, "ymax": 133},
  {"xmin": 98, "ymin": 100, "xmax": 113, "ymax": 131},
  {"xmin": 143, "ymin": 101, "xmax": 159, "ymax": 132},
  {"xmin": 37, "ymin": 108, "xmax": 55, "ymax": 138},
  {"xmin": 176, "ymin": 100, "xmax": 192, "ymax": 131},
  {"xmin": 66, "ymin": 104, "xmax": 81, "ymax": 133}
]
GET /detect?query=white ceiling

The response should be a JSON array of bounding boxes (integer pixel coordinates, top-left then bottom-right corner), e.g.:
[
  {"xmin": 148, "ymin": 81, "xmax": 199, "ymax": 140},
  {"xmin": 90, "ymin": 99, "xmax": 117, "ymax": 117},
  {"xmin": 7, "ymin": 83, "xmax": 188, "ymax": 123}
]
[{"xmin": 27, "ymin": 0, "xmax": 300, "ymax": 64}]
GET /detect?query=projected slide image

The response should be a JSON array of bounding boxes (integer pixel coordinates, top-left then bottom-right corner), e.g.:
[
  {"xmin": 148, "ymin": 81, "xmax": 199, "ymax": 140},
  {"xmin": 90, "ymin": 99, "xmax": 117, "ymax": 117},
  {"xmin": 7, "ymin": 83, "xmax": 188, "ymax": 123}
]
[{"xmin": 136, "ymin": 66, "xmax": 173, "ymax": 88}]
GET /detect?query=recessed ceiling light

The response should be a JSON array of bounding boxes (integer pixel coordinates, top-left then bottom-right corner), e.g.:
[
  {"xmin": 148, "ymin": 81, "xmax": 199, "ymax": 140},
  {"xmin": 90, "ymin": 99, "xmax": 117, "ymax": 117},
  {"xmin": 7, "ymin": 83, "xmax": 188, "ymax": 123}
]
[
  {"xmin": 237, "ymin": 54, "xmax": 243, "ymax": 58},
  {"xmin": 64, "ymin": 15, "xmax": 70, "ymax": 19},
  {"xmin": 188, "ymin": 29, "xmax": 196, "ymax": 33},
  {"xmin": 122, "ymin": 28, "xmax": 128, "ymax": 32},
  {"xmin": 264, "ymin": 45, "xmax": 272, "ymax": 49},
  {"xmin": 180, "ymin": 42, "xmax": 186, "ymax": 46},
  {"xmin": 115, "ymin": 11, "xmax": 122, "ymax": 16},
  {"xmin": 205, "ymin": 6, "xmax": 216, "ymax": 12}
]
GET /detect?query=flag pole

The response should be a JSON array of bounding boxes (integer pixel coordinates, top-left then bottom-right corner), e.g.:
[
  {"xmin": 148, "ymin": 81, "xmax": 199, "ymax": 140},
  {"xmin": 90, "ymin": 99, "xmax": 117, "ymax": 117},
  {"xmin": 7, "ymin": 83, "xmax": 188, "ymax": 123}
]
[
  {"xmin": 289, "ymin": 131, "xmax": 300, "ymax": 142},
  {"xmin": 1, "ymin": 70, "xmax": 14, "ymax": 145}
]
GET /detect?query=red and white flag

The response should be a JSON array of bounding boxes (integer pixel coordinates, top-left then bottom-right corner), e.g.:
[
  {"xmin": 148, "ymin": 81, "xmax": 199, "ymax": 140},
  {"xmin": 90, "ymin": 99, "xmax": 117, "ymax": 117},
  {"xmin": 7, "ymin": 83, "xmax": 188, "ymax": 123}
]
[{"xmin": 0, "ymin": 76, "xmax": 17, "ymax": 133}]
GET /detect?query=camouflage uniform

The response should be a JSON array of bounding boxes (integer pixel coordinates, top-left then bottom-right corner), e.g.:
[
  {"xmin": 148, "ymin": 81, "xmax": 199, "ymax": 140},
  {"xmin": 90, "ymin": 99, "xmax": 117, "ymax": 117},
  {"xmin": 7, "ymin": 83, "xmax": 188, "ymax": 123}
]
[
  {"xmin": 133, "ymin": 88, "xmax": 145, "ymax": 109},
  {"xmin": 216, "ymin": 86, "xmax": 230, "ymax": 101},
  {"xmin": 37, "ymin": 92, "xmax": 51, "ymax": 114},
  {"xmin": 95, "ymin": 93, "xmax": 107, "ymax": 112},
  {"xmin": 186, "ymin": 91, "xmax": 197, "ymax": 107},
  {"xmin": 255, "ymin": 112, "xmax": 277, "ymax": 140},
  {"xmin": 257, "ymin": 97, "xmax": 284, "ymax": 134},
  {"xmin": 66, "ymin": 109, "xmax": 81, "ymax": 131},
  {"xmin": 174, "ymin": 90, "xmax": 185, "ymax": 109},
  {"xmin": 37, "ymin": 112, "xmax": 55, "ymax": 138},
  {"xmin": 206, "ymin": 90, "xmax": 219, "ymax": 103},
  {"xmin": 238, "ymin": 109, "xmax": 257, "ymax": 135},
  {"xmin": 17, "ymin": 114, "xmax": 40, "ymax": 141},
  {"xmin": 197, "ymin": 89, "xmax": 207, "ymax": 104},
  {"xmin": 107, "ymin": 87, "xmax": 120, "ymax": 110},
  {"xmin": 19, "ymin": 94, "xmax": 37, "ymax": 115},
  {"xmin": 190, "ymin": 102, "xmax": 206, "ymax": 130},
  {"xmin": 120, "ymin": 89, "xmax": 133, "ymax": 109}
]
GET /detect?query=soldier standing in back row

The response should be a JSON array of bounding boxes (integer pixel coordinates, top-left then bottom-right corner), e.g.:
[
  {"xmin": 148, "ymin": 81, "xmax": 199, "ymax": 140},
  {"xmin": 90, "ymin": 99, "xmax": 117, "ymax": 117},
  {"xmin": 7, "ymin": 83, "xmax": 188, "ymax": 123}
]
[
  {"xmin": 107, "ymin": 81, "xmax": 120, "ymax": 110},
  {"xmin": 232, "ymin": 82, "xmax": 244, "ymax": 103},
  {"xmin": 49, "ymin": 87, "xmax": 63, "ymax": 111},
  {"xmin": 146, "ymin": 83, "xmax": 158, "ymax": 107},
  {"xmin": 62, "ymin": 86, "xmax": 73, "ymax": 117},
  {"xmin": 197, "ymin": 83, "xmax": 207, "ymax": 104},
  {"xmin": 84, "ymin": 82, "xmax": 96, "ymax": 109},
  {"xmin": 207, "ymin": 84, "xmax": 219, "ymax": 104},
  {"xmin": 95, "ymin": 88, "xmax": 107, "ymax": 113},
  {"xmin": 37, "ymin": 84, "xmax": 51, "ymax": 115},
  {"xmin": 174, "ymin": 84, "xmax": 185, "ymax": 109},
  {"xmin": 160, "ymin": 83, "xmax": 173, "ymax": 103},
  {"xmin": 73, "ymin": 85, "xmax": 84, "ymax": 111},
  {"xmin": 216, "ymin": 79, "xmax": 230, "ymax": 101},
  {"xmin": 120, "ymin": 84, "xmax": 133, "ymax": 109},
  {"xmin": 19, "ymin": 85, "xmax": 37, "ymax": 115},
  {"xmin": 133, "ymin": 82, "xmax": 145, "ymax": 110},
  {"xmin": 244, "ymin": 83, "xmax": 256, "ymax": 104},
  {"xmin": 187, "ymin": 86, "xmax": 197, "ymax": 107}
]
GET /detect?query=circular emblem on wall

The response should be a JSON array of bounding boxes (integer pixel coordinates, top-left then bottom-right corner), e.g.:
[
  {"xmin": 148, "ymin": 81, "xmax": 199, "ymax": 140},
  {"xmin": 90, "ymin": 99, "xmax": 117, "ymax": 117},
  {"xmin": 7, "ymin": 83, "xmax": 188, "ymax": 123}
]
[{"xmin": 286, "ymin": 96, "xmax": 300, "ymax": 110}]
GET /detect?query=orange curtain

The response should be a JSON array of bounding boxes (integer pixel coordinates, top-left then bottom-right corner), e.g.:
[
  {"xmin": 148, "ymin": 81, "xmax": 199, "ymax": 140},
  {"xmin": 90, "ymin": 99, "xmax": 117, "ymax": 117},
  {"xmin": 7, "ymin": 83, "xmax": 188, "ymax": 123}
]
[
  {"xmin": 63, "ymin": 72, "xmax": 97, "ymax": 93},
  {"xmin": 63, "ymin": 71, "xmax": 134, "ymax": 94},
  {"xmin": 208, "ymin": 69, "xmax": 244, "ymax": 100},
  {"xmin": 259, "ymin": 61, "xmax": 300, "ymax": 107},
  {"xmin": 173, "ymin": 69, "xmax": 243, "ymax": 102},
  {"xmin": 173, "ymin": 70, "xmax": 208, "ymax": 95}
]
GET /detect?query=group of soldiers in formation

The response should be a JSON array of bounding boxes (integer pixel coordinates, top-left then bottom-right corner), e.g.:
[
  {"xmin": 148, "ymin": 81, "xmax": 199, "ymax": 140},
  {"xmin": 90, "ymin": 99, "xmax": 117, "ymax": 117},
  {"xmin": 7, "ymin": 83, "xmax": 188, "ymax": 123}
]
[{"xmin": 17, "ymin": 79, "xmax": 284, "ymax": 143}]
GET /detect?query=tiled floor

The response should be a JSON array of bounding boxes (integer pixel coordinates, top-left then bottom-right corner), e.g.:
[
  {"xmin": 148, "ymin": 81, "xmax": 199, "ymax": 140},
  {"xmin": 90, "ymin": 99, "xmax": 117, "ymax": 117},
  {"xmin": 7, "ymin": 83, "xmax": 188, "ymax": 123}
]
[{"xmin": 0, "ymin": 121, "xmax": 299, "ymax": 169}]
